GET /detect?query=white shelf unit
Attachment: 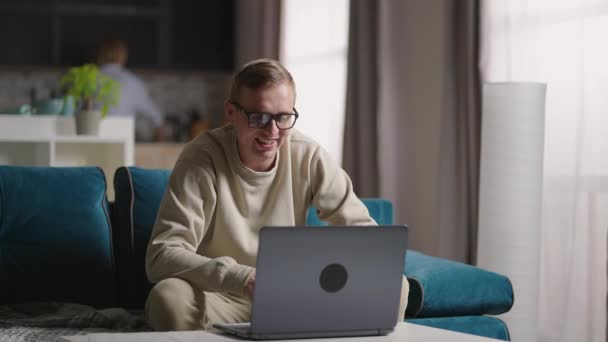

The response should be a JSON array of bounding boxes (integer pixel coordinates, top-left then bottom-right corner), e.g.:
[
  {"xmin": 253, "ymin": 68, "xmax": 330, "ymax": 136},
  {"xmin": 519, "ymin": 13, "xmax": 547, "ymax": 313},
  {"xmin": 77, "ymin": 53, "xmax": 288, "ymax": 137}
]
[{"xmin": 0, "ymin": 115, "xmax": 134, "ymax": 200}]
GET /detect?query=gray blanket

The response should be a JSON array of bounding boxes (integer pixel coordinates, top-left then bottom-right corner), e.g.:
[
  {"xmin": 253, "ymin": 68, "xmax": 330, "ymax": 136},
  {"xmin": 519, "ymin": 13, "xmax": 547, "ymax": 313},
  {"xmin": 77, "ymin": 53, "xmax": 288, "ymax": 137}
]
[{"xmin": 0, "ymin": 303, "xmax": 151, "ymax": 342}]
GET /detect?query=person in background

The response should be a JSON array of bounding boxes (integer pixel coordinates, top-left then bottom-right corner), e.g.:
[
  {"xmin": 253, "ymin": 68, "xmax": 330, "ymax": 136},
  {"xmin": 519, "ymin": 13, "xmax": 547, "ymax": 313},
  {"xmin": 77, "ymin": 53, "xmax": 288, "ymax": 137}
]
[
  {"xmin": 97, "ymin": 38, "xmax": 165, "ymax": 141},
  {"xmin": 144, "ymin": 58, "xmax": 409, "ymax": 331}
]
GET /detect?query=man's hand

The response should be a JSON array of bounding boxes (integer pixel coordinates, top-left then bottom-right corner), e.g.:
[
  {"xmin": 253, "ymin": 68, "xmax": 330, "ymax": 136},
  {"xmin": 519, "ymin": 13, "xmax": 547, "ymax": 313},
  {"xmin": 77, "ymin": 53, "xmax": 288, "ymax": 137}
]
[{"xmin": 244, "ymin": 270, "xmax": 256, "ymax": 299}]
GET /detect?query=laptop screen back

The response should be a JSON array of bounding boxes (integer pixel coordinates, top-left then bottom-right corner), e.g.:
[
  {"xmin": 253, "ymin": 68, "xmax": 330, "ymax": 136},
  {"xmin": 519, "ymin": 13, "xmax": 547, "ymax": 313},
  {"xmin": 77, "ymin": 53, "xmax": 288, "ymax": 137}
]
[{"xmin": 250, "ymin": 225, "xmax": 408, "ymax": 335}]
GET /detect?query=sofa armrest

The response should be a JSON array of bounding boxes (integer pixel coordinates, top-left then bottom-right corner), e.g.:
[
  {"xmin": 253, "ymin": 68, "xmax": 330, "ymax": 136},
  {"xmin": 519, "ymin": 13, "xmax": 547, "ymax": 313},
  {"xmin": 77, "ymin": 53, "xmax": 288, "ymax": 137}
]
[
  {"xmin": 113, "ymin": 166, "xmax": 171, "ymax": 310},
  {"xmin": 404, "ymin": 250, "xmax": 514, "ymax": 318}
]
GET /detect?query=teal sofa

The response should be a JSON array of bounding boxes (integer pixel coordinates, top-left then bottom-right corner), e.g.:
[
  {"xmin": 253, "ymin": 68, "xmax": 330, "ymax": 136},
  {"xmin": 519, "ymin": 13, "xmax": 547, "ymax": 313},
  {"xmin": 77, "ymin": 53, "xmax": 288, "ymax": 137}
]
[{"xmin": 0, "ymin": 166, "xmax": 513, "ymax": 340}]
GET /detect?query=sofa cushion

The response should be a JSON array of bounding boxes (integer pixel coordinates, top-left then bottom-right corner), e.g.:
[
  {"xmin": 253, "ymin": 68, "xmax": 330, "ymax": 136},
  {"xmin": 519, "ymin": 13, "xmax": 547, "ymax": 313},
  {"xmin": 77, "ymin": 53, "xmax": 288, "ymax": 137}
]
[
  {"xmin": 0, "ymin": 166, "xmax": 115, "ymax": 308},
  {"xmin": 406, "ymin": 316, "xmax": 510, "ymax": 341},
  {"xmin": 405, "ymin": 250, "xmax": 514, "ymax": 317},
  {"xmin": 113, "ymin": 166, "xmax": 171, "ymax": 309}
]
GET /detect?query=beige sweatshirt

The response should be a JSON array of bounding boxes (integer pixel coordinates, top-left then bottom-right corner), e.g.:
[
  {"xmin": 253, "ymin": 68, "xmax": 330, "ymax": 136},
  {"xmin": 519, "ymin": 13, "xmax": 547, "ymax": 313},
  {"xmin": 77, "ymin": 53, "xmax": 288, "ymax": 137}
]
[{"xmin": 145, "ymin": 125, "xmax": 376, "ymax": 298}]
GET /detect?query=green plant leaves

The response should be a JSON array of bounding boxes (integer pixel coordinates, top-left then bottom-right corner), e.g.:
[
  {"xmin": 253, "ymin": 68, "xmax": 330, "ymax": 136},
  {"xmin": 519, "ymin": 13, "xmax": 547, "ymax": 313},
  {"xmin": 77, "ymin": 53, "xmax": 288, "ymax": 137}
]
[{"xmin": 60, "ymin": 63, "xmax": 121, "ymax": 117}]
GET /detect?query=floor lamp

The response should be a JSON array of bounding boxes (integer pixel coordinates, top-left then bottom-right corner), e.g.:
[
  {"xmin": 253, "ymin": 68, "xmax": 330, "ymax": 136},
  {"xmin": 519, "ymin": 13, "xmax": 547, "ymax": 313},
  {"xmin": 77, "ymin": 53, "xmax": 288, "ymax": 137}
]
[{"xmin": 477, "ymin": 82, "xmax": 547, "ymax": 342}]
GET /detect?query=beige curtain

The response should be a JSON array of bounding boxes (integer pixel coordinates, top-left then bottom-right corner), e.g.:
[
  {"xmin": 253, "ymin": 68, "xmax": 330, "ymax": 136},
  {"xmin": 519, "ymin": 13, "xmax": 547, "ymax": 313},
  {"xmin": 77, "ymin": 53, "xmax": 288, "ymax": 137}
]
[
  {"xmin": 438, "ymin": 0, "xmax": 481, "ymax": 263},
  {"xmin": 235, "ymin": 0, "xmax": 282, "ymax": 68},
  {"xmin": 343, "ymin": 0, "xmax": 480, "ymax": 263},
  {"xmin": 342, "ymin": 0, "xmax": 380, "ymax": 197}
]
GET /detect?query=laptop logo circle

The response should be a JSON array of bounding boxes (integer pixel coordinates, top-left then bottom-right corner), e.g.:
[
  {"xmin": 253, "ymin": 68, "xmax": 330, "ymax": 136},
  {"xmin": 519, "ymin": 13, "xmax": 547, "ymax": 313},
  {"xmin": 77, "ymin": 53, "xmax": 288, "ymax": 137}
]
[{"xmin": 319, "ymin": 263, "xmax": 348, "ymax": 293}]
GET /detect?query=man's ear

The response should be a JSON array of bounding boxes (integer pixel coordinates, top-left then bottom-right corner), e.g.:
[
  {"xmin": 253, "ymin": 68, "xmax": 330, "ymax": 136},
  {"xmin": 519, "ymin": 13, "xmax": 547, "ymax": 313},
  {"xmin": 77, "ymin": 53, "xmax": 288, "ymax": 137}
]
[{"xmin": 224, "ymin": 100, "xmax": 236, "ymax": 123}]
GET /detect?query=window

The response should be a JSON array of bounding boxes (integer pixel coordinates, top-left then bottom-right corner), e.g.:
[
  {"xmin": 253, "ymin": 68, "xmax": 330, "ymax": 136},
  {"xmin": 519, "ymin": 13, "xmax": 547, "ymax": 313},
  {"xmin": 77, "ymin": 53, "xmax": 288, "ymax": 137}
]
[{"xmin": 280, "ymin": 0, "xmax": 350, "ymax": 164}]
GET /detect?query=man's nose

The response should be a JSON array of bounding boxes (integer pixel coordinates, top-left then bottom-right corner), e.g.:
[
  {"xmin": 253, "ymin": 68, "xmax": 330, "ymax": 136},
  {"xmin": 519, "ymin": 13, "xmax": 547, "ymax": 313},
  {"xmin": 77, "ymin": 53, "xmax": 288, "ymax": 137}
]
[{"xmin": 264, "ymin": 118, "xmax": 280, "ymax": 134}]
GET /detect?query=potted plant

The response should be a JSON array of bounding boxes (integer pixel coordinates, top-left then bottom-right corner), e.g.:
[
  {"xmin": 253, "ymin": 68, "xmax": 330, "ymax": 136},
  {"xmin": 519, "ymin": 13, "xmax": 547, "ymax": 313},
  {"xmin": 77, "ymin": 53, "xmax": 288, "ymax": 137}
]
[{"xmin": 60, "ymin": 63, "xmax": 120, "ymax": 135}]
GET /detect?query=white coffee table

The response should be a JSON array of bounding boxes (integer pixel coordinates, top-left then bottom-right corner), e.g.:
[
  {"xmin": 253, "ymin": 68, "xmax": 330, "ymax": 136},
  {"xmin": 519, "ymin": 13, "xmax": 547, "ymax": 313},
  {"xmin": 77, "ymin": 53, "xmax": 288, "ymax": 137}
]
[{"xmin": 61, "ymin": 322, "xmax": 503, "ymax": 342}]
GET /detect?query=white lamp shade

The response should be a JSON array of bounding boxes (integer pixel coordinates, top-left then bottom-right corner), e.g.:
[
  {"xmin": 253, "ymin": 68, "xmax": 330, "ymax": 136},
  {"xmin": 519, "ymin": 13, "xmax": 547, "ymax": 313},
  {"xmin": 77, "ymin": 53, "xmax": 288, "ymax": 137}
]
[{"xmin": 477, "ymin": 82, "xmax": 546, "ymax": 342}]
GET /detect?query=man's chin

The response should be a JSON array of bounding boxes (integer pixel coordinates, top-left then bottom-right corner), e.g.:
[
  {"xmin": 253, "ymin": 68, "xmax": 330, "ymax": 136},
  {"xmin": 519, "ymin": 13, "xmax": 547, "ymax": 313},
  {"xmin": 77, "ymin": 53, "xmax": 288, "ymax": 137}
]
[
  {"xmin": 260, "ymin": 150, "xmax": 277, "ymax": 160},
  {"xmin": 252, "ymin": 149, "xmax": 277, "ymax": 166}
]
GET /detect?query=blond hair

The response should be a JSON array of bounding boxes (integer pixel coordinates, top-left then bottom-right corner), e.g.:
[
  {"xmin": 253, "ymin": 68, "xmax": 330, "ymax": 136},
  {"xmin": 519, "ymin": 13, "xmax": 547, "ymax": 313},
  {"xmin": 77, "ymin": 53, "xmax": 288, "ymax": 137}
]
[{"xmin": 229, "ymin": 59, "xmax": 296, "ymax": 102}]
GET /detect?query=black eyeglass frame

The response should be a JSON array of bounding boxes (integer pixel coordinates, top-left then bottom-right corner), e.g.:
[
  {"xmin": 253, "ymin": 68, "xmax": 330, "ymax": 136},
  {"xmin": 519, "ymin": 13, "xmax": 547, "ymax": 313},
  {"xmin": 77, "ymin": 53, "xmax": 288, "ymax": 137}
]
[{"xmin": 230, "ymin": 101, "xmax": 299, "ymax": 130}]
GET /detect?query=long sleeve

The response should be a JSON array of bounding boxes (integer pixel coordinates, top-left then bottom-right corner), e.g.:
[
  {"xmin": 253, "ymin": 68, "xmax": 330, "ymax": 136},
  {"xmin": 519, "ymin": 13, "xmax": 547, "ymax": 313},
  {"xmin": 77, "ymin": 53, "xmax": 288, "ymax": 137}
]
[
  {"xmin": 309, "ymin": 145, "xmax": 376, "ymax": 226},
  {"xmin": 145, "ymin": 158, "xmax": 254, "ymax": 296}
]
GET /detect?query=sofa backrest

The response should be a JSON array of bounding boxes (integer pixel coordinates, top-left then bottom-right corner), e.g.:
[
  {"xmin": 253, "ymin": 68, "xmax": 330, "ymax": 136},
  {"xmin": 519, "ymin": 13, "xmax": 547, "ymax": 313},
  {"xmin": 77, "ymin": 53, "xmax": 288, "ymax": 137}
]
[
  {"xmin": 112, "ymin": 166, "xmax": 171, "ymax": 309},
  {"xmin": 0, "ymin": 166, "xmax": 116, "ymax": 308},
  {"xmin": 306, "ymin": 198, "xmax": 394, "ymax": 225}
]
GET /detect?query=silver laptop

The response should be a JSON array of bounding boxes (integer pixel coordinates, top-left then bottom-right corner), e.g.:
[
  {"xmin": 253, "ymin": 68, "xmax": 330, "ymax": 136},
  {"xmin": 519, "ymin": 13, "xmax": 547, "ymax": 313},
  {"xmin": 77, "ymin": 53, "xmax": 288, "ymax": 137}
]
[{"xmin": 214, "ymin": 225, "xmax": 408, "ymax": 340}]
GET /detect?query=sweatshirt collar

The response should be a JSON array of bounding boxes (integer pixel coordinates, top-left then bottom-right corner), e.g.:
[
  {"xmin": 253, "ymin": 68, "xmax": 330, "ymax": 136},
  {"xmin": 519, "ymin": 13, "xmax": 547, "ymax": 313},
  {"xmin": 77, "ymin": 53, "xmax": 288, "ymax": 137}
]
[{"xmin": 228, "ymin": 126, "xmax": 279, "ymax": 183}]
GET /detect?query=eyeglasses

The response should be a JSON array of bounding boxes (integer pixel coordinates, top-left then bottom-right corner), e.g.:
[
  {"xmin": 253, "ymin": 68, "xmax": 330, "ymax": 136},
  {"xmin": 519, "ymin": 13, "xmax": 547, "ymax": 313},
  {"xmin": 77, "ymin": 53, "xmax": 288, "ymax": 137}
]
[{"xmin": 231, "ymin": 101, "xmax": 299, "ymax": 130}]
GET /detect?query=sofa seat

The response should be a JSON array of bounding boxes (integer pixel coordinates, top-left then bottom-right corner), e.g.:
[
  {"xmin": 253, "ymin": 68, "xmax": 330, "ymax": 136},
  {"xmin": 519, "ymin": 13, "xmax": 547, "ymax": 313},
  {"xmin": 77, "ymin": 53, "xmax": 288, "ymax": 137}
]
[{"xmin": 406, "ymin": 316, "xmax": 510, "ymax": 340}]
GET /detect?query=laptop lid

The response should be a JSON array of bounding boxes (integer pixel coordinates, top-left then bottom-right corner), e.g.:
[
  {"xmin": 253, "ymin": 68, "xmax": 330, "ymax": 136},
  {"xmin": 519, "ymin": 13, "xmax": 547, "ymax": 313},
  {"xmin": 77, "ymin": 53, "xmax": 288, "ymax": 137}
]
[{"xmin": 249, "ymin": 225, "xmax": 408, "ymax": 336}]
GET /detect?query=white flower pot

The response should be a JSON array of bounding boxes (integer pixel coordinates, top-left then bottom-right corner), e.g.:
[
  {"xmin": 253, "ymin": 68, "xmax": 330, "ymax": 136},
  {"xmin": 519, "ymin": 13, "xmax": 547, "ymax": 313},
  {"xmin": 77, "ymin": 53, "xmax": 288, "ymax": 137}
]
[{"xmin": 75, "ymin": 110, "xmax": 102, "ymax": 135}]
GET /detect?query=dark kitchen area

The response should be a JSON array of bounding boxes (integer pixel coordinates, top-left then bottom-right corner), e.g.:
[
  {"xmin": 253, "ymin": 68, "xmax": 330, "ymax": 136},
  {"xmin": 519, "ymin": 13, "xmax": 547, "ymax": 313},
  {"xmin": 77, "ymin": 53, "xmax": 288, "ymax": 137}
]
[{"xmin": 0, "ymin": 0, "xmax": 239, "ymax": 167}]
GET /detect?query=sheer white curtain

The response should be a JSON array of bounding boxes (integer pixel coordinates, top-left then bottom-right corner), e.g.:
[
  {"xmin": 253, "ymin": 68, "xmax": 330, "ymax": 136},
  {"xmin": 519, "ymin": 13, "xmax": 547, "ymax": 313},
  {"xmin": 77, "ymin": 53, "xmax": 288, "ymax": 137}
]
[
  {"xmin": 280, "ymin": 0, "xmax": 350, "ymax": 163},
  {"xmin": 481, "ymin": 1, "xmax": 608, "ymax": 341}
]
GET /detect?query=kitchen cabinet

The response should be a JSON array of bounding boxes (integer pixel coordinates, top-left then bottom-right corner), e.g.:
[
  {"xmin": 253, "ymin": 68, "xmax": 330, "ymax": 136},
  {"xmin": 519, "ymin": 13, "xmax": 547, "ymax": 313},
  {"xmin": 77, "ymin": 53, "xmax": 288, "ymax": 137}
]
[{"xmin": 0, "ymin": 115, "xmax": 134, "ymax": 199}]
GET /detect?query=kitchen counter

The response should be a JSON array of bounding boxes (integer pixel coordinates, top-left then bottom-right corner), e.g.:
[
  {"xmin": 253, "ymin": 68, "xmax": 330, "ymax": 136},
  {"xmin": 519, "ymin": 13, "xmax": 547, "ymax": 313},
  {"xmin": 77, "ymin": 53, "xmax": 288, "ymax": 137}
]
[{"xmin": 135, "ymin": 142, "xmax": 184, "ymax": 170}]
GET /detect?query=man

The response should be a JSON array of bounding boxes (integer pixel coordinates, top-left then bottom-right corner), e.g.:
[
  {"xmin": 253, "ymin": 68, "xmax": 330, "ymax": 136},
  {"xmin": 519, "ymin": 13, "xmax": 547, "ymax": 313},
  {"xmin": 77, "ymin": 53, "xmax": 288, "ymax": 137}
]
[
  {"xmin": 145, "ymin": 59, "xmax": 409, "ymax": 331},
  {"xmin": 97, "ymin": 38, "xmax": 164, "ymax": 141}
]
